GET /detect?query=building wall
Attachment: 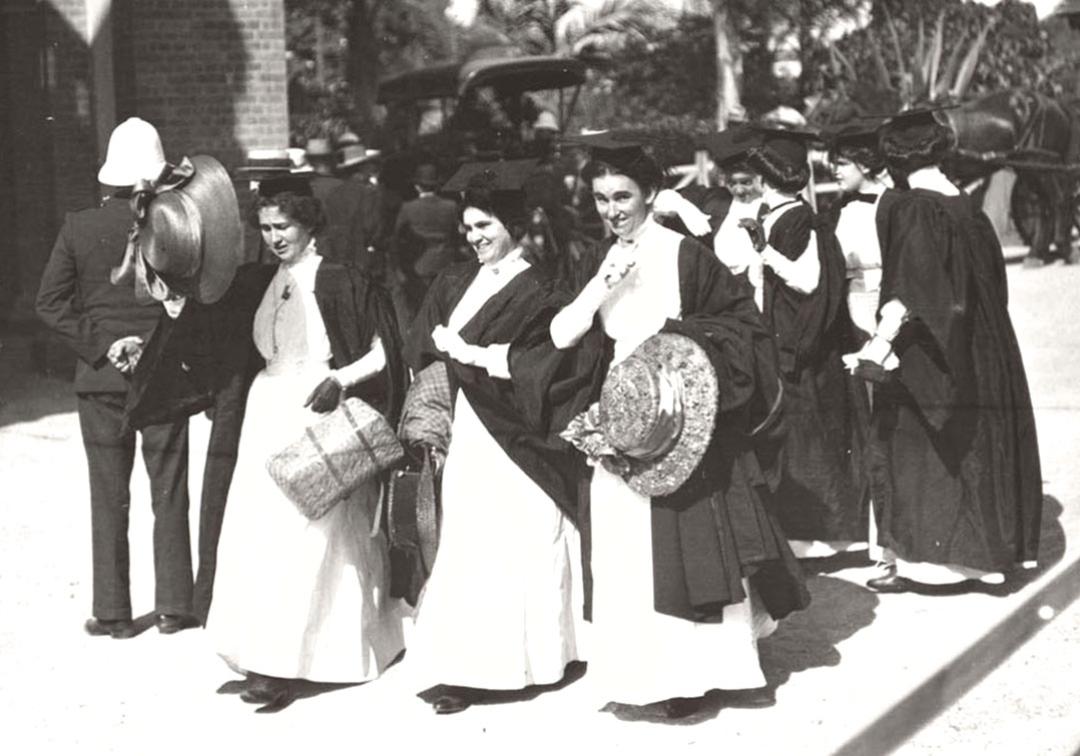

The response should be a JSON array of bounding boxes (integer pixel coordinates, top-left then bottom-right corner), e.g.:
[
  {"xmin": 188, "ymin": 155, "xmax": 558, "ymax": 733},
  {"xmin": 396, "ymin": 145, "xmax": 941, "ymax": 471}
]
[
  {"xmin": 0, "ymin": 0, "xmax": 287, "ymax": 325},
  {"xmin": 115, "ymin": 0, "xmax": 289, "ymax": 168}
]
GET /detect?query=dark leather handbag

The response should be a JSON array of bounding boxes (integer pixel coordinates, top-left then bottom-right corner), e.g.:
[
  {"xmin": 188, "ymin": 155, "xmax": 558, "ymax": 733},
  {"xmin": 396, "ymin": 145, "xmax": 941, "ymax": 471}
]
[{"xmin": 388, "ymin": 444, "xmax": 440, "ymax": 574}]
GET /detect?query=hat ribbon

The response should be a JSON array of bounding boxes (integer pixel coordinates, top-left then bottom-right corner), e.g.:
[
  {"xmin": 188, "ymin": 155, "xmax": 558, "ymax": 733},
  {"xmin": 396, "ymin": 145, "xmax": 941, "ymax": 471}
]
[
  {"xmin": 618, "ymin": 364, "xmax": 685, "ymax": 462},
  {"xmin": 109, "ymin": 157, "xmax": 196, "ymax": 300}
]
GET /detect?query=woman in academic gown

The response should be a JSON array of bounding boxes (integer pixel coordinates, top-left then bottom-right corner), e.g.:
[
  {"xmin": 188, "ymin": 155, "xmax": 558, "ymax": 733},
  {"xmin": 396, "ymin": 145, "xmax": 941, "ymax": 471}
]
[
  {"xmin": 823, "ymin": 119, "xmax": 892, "ymax": 560},
  {"xmin": 740, "ymin": 129, "xmax": 859, "ymax": 558},
  {"xmin": 850, "ymin": 110, "xmax": 1043, "ymax": 591},
  {"xmin": 550, "ymin": 136, "xmax": 808, "ymax": 718},
  {"xmin": 204, "ymin": 179, "xmax": 410, "ymax": 710},
  {"xmin": 402, "ymin": 163, "xmax": 599, "ymax": 715}
]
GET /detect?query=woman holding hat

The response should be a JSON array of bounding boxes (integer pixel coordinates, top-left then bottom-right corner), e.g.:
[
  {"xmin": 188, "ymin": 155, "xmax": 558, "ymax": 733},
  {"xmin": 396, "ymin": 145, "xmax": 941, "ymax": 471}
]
[
  {"xmin": 849, "ymin": 110, "xmax": 1042, "ymax": 593},
  {"xmin": 550, "ymin": 135, "xmax": 808, "ymax": 717},
  {"xmin": 205, "ymin": 182, "xmax": 409, "ymax": 710},
  {"xmin": 402, "ymin": 161, "xmax": 598, "ymax": 715},
  {"xmin": 739, "ymin": 128, "xmax": 858, "ymax": 560}
]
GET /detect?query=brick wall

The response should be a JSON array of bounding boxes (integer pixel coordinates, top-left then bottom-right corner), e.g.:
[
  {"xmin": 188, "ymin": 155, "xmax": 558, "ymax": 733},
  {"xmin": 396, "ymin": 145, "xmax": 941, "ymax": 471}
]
[
  {"xmin": 117, "ymin": 0, "xmax": 289, "ymax": 168},
  {"xmin": 0, "ymin": 0, "xmax": 287, "ymax": 325}
]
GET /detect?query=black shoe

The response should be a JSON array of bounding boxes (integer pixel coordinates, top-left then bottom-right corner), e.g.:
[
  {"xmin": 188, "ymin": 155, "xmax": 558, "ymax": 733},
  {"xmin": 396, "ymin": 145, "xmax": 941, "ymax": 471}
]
[
  {"xmin": 662, "ymin": 697, "xmax": 703, "ymax": 719},
  {"xmin": 866, "ymin": 571, "xmax": 913, "ymax": 593},
  {"xmin": 432, "ymin": 694, "xmax": 472, "ymax": 715},
  {"xmin": 156, "ymin": 614, "xmax": 199, "ymax": 634},
  {"xmin": 84, "ymin": 617, "xmax": 137, "ymax": 639},
  {"xmin": 717, "ymin": 687, "xmax": 775, "ymax": 709}
]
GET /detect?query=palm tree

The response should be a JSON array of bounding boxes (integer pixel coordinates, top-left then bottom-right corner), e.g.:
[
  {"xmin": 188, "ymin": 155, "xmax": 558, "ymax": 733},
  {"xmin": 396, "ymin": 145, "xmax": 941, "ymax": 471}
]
[{"xmin": 474, "ymin": 0, "xmax": 661, "ymax": 61}]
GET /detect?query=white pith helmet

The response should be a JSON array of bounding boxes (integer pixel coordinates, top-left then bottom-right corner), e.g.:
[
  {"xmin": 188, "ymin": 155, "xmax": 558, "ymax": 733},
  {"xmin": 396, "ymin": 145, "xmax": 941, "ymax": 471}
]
[{"xmin": 98, "ymin": 117, "xmax": 167, "ymax": 186}]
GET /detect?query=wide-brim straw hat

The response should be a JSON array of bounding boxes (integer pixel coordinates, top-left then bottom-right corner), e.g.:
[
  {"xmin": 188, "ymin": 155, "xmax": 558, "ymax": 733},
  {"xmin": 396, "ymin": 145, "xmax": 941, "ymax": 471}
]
[
  {"xmin": 98, "ymin": 117, "xmax": 167, "ymax": 186},
  {"xmin": 139, "ymin": 155, "xmax": 243, "ymax": 304},
  {"xmin": 599, "ymin": 332, "xmax": 718, "ymax": 497},
  {"xmin": 234, "ymin": 148, "xmax": 293, "ymax": 181},
  {"xmin": 339, "ymin": 145, "xmax": 382, "ymax": 169}
]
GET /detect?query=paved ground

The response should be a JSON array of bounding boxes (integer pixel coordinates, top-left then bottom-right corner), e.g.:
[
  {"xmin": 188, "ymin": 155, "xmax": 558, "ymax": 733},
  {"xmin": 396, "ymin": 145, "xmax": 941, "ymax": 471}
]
[{"xmin": 2, "ymin": 258, "xmax": 1079, "ymax": 755}]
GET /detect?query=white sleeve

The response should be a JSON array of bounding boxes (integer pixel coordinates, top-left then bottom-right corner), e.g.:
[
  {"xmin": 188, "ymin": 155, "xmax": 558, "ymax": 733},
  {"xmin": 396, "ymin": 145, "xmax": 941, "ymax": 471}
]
[
  {"xmin": 331, "ymin": 334, "xmax": 387, "ymax": 387},
  {"xmin": 761, "ymin": 229, "xmax": 820, "ymax": 294},
  {"xmin": 875, "ymin": 299, "xmax": 909, "ymax": 342}
]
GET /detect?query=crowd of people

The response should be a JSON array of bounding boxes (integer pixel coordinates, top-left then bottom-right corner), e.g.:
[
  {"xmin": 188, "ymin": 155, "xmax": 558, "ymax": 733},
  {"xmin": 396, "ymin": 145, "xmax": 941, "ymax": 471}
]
[{"xmin": 35, "ymin": 108, "xmax": 1044, "ymax": 718}]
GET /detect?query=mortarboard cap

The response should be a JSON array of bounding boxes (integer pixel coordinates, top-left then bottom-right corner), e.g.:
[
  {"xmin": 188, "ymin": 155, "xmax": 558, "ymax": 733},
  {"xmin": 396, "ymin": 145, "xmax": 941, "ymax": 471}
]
[
  {"xmin": 746, "ymin": 123, "xmax": 819, "ymax": 170},
  {"xmin": 561, "ymin": 131, "xmax": 654, "ymax": 171},
  {"xmin": 443, "ymin": 159, "xmax": 545, "ymax": 225},
  {"xmin": 820, "ymin": 115, "xmax": 889, "ymax": 154},
  {"xmin": 442, "ymin": 158, "xmax": 542, "ymax": 195},
  {"xmin": 697, "ymin": 124, "xmax": 763, "ymax": 166},
  {"xmin": 876, "ymin": 105, "xmax": 956, "ymax": 153}
]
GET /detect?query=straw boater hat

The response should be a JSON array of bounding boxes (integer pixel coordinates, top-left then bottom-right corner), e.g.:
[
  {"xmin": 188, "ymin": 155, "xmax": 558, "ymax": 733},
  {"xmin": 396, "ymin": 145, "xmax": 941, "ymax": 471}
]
[
  {"xmin": 114, "ymin": 155, "xmax": 243, "ymax": 304},
  {"xmin": 234, "ymin": 148, "xmax": 293, "ymax": 181},
  {"xmin": 598, "ymin": 332, "xmax": 719, "ymax": 497},
  {"xmin": 338, "ymin": 145, "xmax": 382, "ymax": 170}
]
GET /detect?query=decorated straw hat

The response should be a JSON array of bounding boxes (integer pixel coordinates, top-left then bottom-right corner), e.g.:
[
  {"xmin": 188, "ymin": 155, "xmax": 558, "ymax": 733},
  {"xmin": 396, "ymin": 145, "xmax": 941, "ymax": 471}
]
[
  {"xmin": 133, "ymin": 155, "xmax": 243, "ymax": 304},
  {"xmin": 598, "ymin": 332, "xmax": 718, "ymax": 497}
]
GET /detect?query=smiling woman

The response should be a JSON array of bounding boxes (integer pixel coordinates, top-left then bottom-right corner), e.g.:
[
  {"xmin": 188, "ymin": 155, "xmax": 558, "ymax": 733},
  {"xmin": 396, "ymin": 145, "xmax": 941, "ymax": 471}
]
[
  {"xmin": 549, "ymin": 134, "xmax": 808, "ymax": 719},
  {"xmin": 402, "ymin": 161, "xmax": 598, "ymax": 716}
]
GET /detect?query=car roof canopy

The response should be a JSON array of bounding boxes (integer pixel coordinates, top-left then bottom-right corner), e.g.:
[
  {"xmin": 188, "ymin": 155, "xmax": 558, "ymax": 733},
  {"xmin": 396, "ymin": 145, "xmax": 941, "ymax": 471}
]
[{"xmin": 378, "ymin": 56, "xmax": 587, "ymax": 104}]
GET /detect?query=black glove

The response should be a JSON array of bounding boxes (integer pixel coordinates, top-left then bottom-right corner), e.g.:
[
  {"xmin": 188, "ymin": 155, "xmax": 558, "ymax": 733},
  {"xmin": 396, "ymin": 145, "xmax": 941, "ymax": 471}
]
[
  {"xmin": 737, "ymin": 218, "xmax": 767, "ymax": 252},
  {"xmin": 304, "ymin": 376, "xmax": 343, "ymax": 413}
]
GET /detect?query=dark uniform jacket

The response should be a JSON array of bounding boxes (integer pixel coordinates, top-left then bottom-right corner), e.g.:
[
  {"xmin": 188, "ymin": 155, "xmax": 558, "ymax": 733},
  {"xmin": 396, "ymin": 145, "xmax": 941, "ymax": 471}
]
[
  {"xmin": 393, "ymin": 194, "xmax": 461, "ymax": 277},
  {"xmin": 36, "ymin": 197, "xmax": 161, "ymax": 393}
]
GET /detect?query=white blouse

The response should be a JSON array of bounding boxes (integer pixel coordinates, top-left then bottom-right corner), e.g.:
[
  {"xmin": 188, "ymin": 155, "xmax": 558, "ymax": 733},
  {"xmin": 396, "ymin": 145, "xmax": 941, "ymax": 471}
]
[{"xmin": 598, "ymin": 217, "xmax": 683, "ymax": 364}]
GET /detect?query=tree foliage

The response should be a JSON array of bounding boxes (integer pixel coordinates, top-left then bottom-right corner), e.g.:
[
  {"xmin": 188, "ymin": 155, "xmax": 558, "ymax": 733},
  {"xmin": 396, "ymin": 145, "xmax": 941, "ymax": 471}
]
[
  {"xmin": 473, "ymin": 0, "xmax": 664, "ymax": 61},
  {"xmin": 285, "ymin": 0, "xmax": 454, "ymax": 144},
  {"xmin": 805, "ymin": 0, "xmax": 1066, "ymax": 119}
]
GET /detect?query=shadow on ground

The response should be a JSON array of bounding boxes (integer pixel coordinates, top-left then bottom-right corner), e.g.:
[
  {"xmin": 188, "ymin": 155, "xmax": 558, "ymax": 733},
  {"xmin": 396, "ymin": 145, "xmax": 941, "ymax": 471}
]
[
  {"xmin": 0, "ymin": 327, "xmax": 75, "ymax": 429},
  {"xmin": 596, "ymin": 577, "xmax": 880, "ymax": 727}
]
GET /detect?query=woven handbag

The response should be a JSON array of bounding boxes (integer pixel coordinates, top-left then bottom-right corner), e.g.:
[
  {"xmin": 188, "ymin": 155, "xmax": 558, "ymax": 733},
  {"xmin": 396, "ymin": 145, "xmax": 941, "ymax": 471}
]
[
  {"xmin": 388, "ymin": 445, "xmax": 440, "ymax": 573},
  {"xmin": 266, "ymin": 397, "xmax": 405, "ymax": 520}
]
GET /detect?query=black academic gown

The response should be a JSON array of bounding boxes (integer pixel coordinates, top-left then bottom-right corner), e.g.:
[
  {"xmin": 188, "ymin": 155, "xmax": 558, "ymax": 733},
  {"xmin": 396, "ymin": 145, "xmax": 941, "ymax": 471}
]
[
  {"xmin": 761, "ymin": 202, "xmax": 861, "ymax": 543},
  {"xmin": 127, "ymin": 259, "xmax": 407, "ymax": 622},
  {"xmin": 405, "ymin": 260, "xmax": 603, "ymax": 523},
  {"xmin": 869, "ymin": 189, "xmax": 1042, "ymax": 572},
  {"xmin": 577, "ymin": 237, "xmax": 809, "ymax": 623}
]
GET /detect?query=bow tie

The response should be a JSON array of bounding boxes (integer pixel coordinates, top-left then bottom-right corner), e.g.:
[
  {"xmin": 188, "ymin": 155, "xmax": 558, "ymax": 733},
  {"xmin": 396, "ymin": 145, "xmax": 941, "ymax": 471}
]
[{"xmin": 845, "ymin": 192, "xmax": 878, "ymax": 204}]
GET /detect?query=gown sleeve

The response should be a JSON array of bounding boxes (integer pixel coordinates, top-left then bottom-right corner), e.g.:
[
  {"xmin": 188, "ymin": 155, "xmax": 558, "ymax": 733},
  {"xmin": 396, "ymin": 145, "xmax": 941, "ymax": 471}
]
[{"xmin": 879, "ymin": 192, "xmax": 974, "ymax": 430}]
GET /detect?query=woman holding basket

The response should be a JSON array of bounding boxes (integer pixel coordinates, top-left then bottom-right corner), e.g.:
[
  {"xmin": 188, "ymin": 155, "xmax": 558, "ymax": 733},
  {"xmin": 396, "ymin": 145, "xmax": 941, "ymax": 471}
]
[{"xmin": 206, "ymin": 177, "xmax": 409, "ymax": 711}]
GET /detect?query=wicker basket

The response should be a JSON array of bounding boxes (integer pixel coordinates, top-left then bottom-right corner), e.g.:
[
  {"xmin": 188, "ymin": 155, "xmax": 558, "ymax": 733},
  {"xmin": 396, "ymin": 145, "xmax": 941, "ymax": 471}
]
[{"xmin": 266, "ymin": 397, "xmax": 405, "ymax": 520}]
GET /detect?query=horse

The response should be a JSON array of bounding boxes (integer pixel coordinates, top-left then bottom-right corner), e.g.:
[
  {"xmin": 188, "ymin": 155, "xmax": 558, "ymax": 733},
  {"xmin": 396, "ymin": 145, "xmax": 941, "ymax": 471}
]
[{"xmin": 943, "ymin": 88, "xmax": 1080, "ymax": 265}]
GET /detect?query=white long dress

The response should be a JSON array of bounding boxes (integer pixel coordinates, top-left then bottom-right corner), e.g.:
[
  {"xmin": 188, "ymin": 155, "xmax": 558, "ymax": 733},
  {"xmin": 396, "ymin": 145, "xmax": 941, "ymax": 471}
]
[
  {"xmin": 207, "ymin": 253, "xmax": 405, "ymax": 683},
  {"xmin": 588, "ymin": 218, "xmax": 774, "ymax": 707},
  {"xmin": 405, "ymin": 250, "xmax": 584, "ymax": 691}
]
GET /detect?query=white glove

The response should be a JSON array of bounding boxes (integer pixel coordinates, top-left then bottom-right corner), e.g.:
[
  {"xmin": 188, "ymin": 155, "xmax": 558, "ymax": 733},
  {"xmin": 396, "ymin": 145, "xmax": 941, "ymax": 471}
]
[
  {"xmin": 652, "ymin": 189, "xmax": 712, "ymax": 237},
  {"xmin": 842, "ymin": 335, "xmax": 899, "ymax": 373},
  {"xmin": 432, "ymin": 325, "xmax": 510, "ymax": 378}
]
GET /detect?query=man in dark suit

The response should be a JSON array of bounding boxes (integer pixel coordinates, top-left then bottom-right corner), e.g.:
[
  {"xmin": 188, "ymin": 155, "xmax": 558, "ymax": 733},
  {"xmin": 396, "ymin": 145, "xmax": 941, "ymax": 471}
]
[
  {"xmin": 36, "ymin": 118, "xmax": 195, "ymax": 638},
  {"xmin": 390, "ymin": 163, "xmax": 461, "ymax": 324}
]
